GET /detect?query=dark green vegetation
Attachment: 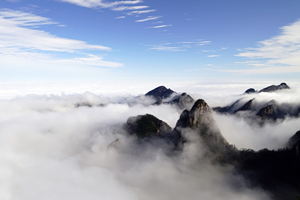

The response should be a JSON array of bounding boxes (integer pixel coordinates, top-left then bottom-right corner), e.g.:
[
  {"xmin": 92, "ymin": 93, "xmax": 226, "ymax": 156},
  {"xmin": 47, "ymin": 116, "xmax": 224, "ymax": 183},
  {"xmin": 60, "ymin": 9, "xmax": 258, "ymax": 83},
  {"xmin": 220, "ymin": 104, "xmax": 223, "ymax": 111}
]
[{"xmin": 126, "ymin": 114, "xmax": 172, "ymax": 139}]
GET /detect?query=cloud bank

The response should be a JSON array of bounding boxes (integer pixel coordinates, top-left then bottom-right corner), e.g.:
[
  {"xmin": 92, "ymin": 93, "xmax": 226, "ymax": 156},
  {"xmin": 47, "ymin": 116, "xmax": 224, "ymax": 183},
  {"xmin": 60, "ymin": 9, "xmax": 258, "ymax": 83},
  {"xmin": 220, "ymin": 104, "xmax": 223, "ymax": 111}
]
[{"xmin": 0, "ymin": 85, "xmax": 282, "ymax": 200}]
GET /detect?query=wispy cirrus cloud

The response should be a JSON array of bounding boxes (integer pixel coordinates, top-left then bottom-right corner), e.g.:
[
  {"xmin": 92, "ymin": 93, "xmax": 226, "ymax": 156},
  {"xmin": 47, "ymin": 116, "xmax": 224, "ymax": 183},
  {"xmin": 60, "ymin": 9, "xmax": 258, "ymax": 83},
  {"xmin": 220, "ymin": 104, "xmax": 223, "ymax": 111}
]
[
  {"xmin": 0, "ymin": 9, "xmax": 110, "ymax": 52},
  {"xmin": 0, "ymin": 9, "xmax": 122, "ymax": 68},
  {"xmin": 178, "ymin": 41, "xmax": 211, "ymax": 46},
  {"xmin": 233, "ymin": 19, "xmax": 300, "ymax": 74},
  {"xmin": 147, "ymin": 43, "xmax": 185, "ymax": 52},
  {"xmin": 135, "ymin": 16, "xmax": 161, "ymax": 22},
  {"xmin": 149, "ymin": 24, "xmax": 172, "ymax": 29},
  {"xmin": 59, "ymin": 0, "xmax": 143, "ymax": 9},
  {"xmin": 147, "ymin": 39, "xmax": 212, "ymax": 52},
  {"xmin": 115, "ymin": 16, "xmax": 126, "ymax": 19},
  {"xmin": 112, "ymin": 5, "xmax": 148, "ymax": 11},
  {"xmin": 127, "ymin": 9, "xmax": 156, "ymax": 15},
  {"xmin": 207, "ymin": 55, "xmax": 220, "ymax": 58}
]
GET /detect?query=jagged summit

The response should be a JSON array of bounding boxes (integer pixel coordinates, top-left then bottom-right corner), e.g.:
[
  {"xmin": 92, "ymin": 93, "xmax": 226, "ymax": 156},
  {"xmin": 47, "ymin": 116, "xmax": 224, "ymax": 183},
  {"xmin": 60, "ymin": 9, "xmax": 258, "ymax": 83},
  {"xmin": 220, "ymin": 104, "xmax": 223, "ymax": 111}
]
[
  {"xmin": 145, "ymin": 86, "xmax": 175, "ymax": 100},
  {"xmin": 259, "ymin": 82, "xmax": 290, "ymax": 93},
  {"xmin": 169, "ymin": 93, "xmax": 194, "ymax": 109},
  {"xmin": 173, "ymin": 99, "xmax": 230, "ymax": 152},
  {"xmin": 146, "ymin": 86, "xmax": 195, "ymax": 110}
]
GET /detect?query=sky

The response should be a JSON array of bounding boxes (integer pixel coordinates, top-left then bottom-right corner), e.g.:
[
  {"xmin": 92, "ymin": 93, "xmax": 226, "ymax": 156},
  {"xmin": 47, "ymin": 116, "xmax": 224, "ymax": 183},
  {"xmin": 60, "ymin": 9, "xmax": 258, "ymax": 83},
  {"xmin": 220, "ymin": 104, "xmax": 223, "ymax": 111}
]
[{"xmin": 1, "ymin": 0, "xmax": 300, "ymax": 84}]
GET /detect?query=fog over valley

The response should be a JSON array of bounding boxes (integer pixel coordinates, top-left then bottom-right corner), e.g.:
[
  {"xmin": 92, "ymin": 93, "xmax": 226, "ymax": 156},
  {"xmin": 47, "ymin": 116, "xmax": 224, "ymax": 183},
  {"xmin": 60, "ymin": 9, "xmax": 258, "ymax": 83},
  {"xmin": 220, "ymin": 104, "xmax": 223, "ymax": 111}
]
[{"xmin": 1, "ymin": 82, "xmax": 300, "ymax": 200}]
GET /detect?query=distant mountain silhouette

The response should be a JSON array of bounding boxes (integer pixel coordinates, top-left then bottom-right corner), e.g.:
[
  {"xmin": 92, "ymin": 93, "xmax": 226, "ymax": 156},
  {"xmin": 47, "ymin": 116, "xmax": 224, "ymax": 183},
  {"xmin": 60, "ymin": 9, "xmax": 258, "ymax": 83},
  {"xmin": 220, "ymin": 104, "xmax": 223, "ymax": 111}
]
[
  {"xmin": 214, "ymin": 83, "xmax": 300, "ymax": 123},
  {"xmin": 145, "ymin": 86, "xmax": 195, "ymax": 110},
  {"xmin": 259, "ymin": 82, "xmax": 290, "ymax": 93},
  {"xmin": 145, "ymin": 86, "xmax": 175, "ymax": 100}
]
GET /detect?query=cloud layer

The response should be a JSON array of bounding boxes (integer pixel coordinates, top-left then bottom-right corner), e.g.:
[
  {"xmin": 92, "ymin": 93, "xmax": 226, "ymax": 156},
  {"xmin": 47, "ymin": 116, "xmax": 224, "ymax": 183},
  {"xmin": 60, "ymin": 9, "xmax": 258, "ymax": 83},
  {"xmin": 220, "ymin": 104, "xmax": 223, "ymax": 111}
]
[{"xmin": 0, "ymin": 90, "xmax": 272, "ymax": 200}]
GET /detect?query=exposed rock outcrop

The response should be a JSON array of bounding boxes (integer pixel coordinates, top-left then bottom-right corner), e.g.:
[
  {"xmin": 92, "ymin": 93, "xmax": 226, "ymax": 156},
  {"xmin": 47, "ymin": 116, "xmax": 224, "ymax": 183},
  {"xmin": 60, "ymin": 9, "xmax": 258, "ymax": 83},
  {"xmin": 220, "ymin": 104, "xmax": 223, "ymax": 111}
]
[
  {"xmin": 173, "ymin": 99, "xmax": 231, "ymax": 153},
  {"xmin": 259, "ymin": 82, "xmax": 290, "ymax": 93},
  {"xmin": 256, "ymin": 104, "xmax": 277, "ymax": 120}
]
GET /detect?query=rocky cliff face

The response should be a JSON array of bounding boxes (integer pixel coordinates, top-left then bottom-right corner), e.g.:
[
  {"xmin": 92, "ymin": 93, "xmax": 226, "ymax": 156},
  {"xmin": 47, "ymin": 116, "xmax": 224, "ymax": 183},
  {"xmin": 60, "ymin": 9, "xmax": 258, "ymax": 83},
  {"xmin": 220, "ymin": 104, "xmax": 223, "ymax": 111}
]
[
  {"xmin": 256, "ymin": 104, "xmax": 277, "ymax": 120},
  {"xmin": 173, "ymin": 99, "xmax": 230, "ymax": 153}
]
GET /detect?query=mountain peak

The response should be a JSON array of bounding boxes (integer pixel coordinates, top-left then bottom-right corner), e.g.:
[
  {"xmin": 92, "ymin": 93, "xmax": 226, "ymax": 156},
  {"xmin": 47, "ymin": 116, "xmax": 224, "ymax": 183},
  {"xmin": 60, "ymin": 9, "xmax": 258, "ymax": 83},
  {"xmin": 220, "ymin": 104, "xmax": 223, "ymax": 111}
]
[
  {"xmin": 174, "ymin": 99, "xmax": 230, "ymax": 152},
  {"xmin": 126, "ymin": 114, "xmax": 172, "ymax": 139},
  {"xmin": 259, "ymin": 83, "xmax": 290, "ymax": 93},
  {"xmin": 145, "ymin": 86, "xmax": 175, "ymax": 100}
]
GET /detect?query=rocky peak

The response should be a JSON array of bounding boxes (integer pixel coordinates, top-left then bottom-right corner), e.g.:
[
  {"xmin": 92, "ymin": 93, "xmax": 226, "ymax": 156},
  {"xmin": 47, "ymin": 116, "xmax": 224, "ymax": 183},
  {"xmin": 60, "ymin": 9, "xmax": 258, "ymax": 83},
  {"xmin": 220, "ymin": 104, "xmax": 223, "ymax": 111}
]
[
  {"xmin": 174, "ymin": 99, "xmax": 230, "ymax": 152},
  {"xmin": 256, "ymin": 105, "xmax": 276, "ymax": 120},
  {"xmin": 126, "ymin": 114, "xmax": 172, "ymax": 139},
  {"xmin": 234, "ymin": 98, "xmax": 255, "ymax": 113},
  {"xmin": 244, "ymin": 88, "xmax": 256, "ymax": 94},
  {"xmin": 259, "ymin": 82, "xmax": 290, "ymax": 93},
  {"xmin": 169, "ymin": 93, "xmax": 195, "ymax": 110},
  {"xmin": 145, "ymin": 86, "xmax": 175, "ymax": 100}
]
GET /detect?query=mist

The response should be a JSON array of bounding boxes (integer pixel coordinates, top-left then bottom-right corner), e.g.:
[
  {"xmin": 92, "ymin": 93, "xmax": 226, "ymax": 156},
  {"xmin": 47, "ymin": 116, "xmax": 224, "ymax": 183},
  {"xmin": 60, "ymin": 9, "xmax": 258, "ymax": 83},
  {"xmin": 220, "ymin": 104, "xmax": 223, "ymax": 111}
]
[
  {"xmin": 0, "ymin": 91, "xmax": 271, "ymax": 200},
  {"xmin": 1, "ymin": 81, "xmax": 300, "ymax": 200}
]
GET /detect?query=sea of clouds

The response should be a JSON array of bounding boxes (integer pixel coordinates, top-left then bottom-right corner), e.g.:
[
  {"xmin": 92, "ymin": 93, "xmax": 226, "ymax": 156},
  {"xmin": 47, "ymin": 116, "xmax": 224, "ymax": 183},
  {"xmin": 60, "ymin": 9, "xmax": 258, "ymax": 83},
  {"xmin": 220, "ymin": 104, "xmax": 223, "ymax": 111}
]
[{"xmin": 1, "ymin": 80, "xmax": 299, "ymax": 200}]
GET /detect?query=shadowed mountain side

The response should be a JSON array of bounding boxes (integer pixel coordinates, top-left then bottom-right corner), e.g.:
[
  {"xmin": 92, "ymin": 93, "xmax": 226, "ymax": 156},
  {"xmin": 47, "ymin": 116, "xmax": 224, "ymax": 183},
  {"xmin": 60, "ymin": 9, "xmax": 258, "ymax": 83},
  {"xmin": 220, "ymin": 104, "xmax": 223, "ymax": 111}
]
[
  {"xmin": 145, "ymin": 86, "xmax": 175, "ymax": 101},
  {"xmin": 244, "ymin": 88, "xmax": 256, "ymax": 94},
  {"xmin": 170, "ymin": 99, "xmax": 237, "ymax": 158},
  {"xmin": 233, "ymin": 133, "xmax": 300, "ymax": 200},
  {"xmin": 259, "ymin": 82, "xmax": 290, "ymax": 93},
  {"xmin": 214, "ymin": 83, "xmax": 300, "ymax": 123},
  {"xmin": 153, "ymin": 92, "xmax": 195, "ymax": 110},
  {"xmin": 234, "ymin": 98, "xmax": 255, "ymax": 113},
  {"xmin": 126, "ymin": 114, "xmax": 173, "ymax": 139},
  {"xmin": 123, "ymin": 99, "xmax": 300, "ymax": 200}
]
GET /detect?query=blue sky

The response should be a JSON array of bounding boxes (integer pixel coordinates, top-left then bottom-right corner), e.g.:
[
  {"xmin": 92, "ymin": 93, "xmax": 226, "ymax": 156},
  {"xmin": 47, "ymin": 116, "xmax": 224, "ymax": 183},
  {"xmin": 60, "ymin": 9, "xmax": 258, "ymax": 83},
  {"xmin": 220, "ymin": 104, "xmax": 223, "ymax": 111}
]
[{"xmin": 1, "ymin": 0, "xmax": 300, "ymax": 82}]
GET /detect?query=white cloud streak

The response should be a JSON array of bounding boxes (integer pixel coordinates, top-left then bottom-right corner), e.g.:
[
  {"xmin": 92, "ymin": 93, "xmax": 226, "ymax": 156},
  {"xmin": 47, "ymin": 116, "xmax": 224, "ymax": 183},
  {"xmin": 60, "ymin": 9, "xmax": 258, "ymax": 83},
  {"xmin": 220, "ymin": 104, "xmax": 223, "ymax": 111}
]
[
  {"xmin": 127, "ymin": 9, "xmax": 156, "ymax": 15},
  {"xmin": 178, "ymin": 41, "xmax": 211, "ymax": 46},
  {"xmin": 148, "ymin": 44, "xmax": 185, "ymax": 52},
  {"xmin": 0, "ymin": 9, "xmax": 122, "ymax": 69},
  {"xmin": 59, "ymin": 0, "xmax": 143, "ymax": 8},
  {"xmin": 135, "ymin": 16, "xmax": 161, "ymax": 23},
  {"xmin": 207, "ymin": 55, "xmax": 220, "ymax": 58},
  {"xmin": 111, "ymin": 5, "xmax": 149, "ymax": 11},
  {"xmin": 149, "ymin": 24, "xmax": 172, "ymax": 29},
  {"xmin": 234, "ymin": 19, "xmax": 300, "ymax": 74},
  {"xmin": 0, "ymin": 9, "xmax": 110, "ymax": 52}
]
